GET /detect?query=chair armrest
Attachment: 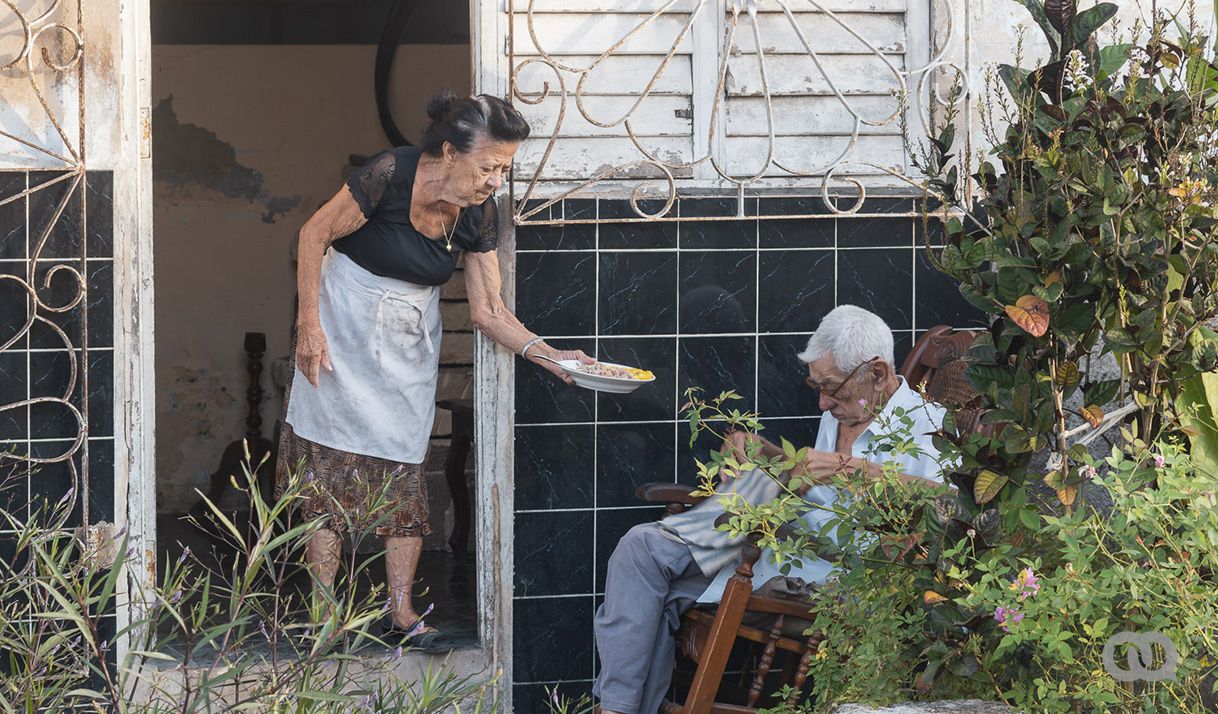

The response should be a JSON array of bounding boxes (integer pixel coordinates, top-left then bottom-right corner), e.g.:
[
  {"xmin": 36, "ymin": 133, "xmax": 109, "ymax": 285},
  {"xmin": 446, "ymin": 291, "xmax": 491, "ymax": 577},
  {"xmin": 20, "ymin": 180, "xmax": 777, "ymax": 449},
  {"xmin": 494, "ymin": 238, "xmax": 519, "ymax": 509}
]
[{"xmin": 635, "ymin": 482, "xmax": 706, "ymax": 511}]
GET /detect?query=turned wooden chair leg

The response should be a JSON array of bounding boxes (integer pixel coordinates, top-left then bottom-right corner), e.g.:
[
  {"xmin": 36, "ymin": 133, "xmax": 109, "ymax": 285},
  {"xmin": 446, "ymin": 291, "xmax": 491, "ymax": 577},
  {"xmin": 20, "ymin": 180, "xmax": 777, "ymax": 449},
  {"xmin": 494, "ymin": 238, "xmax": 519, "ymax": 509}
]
[
  {"xmin": 444, "ymin": 411, "xmax": 474, "ymax": 555},
  {"xmin": 746, "ymin": 615, "xmax": 784, "ymax": 707},
  {"xmin": 788, "ymin": 644, "xmax": 816, "ymax": 705}
]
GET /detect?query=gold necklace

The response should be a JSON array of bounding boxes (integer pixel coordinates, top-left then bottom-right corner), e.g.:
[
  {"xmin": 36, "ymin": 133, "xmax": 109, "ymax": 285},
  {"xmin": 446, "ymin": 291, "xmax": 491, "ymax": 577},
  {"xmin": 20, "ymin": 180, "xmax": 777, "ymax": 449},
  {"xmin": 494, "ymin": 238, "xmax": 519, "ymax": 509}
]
[{"xmin": 441, "ymin": 209, "xmax": 462, "ymax": 253}]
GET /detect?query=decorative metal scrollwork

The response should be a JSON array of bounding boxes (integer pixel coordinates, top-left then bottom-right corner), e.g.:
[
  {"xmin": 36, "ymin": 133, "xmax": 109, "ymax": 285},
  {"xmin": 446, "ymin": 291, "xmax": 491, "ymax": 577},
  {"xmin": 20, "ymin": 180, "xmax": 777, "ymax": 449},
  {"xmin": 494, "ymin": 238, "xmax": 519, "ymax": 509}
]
[
  {"xmin": 508, "ymin": 0, "xmax": 971, "ymax": 223},
  {"xmin": 0, "ymin": 0, "xmax": 90, "ymax": 519}
]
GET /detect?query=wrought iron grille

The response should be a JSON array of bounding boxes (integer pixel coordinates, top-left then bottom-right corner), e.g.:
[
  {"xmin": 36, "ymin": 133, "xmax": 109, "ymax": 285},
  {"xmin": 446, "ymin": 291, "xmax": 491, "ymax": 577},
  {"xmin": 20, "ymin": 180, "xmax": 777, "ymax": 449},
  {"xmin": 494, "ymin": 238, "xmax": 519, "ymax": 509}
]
[
  {"xmin": 507, "ymin": 0, "xmax": 971, "ymax": 224},
  {"xmin": 0, "ymin": 0, "xmax": 96, "ymax": 527}
]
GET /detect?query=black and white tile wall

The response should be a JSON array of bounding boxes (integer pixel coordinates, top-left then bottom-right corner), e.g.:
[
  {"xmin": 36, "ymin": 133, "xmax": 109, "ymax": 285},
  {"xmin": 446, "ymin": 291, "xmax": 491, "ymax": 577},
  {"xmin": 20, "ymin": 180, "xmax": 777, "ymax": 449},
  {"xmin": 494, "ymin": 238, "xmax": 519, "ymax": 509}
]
[
  {"xmin": 510, "ymin": 195, "xmax": 982, "ymax": 710},
  {"xmin": 0, "ymin": 169, "xmax": 116, "ymax": 573}
]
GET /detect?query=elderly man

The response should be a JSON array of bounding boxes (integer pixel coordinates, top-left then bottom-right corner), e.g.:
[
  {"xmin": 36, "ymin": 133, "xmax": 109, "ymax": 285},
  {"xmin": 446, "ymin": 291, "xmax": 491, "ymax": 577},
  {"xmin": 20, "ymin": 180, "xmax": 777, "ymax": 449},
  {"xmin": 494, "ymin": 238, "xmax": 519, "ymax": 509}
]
[{"xmin": 593, "ymin": 305, "xmax": 948, "ymax": 714}]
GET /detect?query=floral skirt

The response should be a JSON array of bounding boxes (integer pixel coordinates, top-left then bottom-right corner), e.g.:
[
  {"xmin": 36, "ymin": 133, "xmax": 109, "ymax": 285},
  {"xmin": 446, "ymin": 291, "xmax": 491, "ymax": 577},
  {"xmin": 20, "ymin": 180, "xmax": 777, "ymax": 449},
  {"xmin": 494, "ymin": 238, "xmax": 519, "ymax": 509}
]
[{"xmin": 275, "ymin": 331, "xmax": 431, "ymax": 538}]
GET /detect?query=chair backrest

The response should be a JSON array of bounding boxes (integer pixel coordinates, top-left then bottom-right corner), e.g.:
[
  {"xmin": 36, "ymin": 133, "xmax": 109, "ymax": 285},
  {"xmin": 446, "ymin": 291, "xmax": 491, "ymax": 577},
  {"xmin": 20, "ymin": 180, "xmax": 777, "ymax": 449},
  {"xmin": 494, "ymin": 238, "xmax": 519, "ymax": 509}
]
[{"xmin": 898, "ymin": 325, "xmax": 985, "ymax": 435}]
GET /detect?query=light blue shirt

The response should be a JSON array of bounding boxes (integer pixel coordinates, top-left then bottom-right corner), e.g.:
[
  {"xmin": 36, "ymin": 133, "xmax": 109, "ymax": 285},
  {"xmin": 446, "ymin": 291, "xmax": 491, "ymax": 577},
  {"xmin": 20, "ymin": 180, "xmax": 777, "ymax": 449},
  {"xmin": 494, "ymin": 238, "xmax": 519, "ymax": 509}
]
[{"xmin": 695, "ymin": 377, "xmax": 947, "ymax": 603}]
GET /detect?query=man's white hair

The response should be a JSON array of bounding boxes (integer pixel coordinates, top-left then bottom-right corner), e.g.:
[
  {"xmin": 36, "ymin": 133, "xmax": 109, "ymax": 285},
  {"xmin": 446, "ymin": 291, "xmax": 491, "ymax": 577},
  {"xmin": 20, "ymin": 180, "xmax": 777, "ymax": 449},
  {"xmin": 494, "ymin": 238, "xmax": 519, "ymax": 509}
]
[{"xmin": 797, "ymin": 305, "xmax": 895, "ymax": 373}]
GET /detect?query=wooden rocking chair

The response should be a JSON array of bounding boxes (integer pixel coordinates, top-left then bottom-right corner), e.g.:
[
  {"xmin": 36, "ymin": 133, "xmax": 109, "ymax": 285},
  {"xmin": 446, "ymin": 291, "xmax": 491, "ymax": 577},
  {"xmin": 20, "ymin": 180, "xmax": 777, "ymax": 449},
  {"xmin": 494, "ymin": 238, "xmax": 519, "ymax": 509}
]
[{"xmin": 638, "ymin": 325, "xmax": 983, "ymax": 714}]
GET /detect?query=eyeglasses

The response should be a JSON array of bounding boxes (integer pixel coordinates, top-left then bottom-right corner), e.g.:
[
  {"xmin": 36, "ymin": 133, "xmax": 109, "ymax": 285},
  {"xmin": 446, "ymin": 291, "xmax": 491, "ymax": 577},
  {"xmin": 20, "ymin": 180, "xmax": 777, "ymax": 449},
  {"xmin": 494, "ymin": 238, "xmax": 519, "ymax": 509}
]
[{"xmin": 804, "ymin": 356, "xmax": 880, "ymax": 400}]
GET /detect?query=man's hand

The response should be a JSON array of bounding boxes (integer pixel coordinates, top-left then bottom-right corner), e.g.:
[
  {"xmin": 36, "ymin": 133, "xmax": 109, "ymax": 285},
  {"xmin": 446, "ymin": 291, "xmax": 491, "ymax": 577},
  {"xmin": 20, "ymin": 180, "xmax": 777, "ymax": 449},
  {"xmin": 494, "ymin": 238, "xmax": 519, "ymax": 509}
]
[
  {"xmin": 799, "ymin": 449, "xmax": 854, "ymax": 485},
  {"xmin": 719, "ymin": 430, "xmax": 756, "ymax": 479}
]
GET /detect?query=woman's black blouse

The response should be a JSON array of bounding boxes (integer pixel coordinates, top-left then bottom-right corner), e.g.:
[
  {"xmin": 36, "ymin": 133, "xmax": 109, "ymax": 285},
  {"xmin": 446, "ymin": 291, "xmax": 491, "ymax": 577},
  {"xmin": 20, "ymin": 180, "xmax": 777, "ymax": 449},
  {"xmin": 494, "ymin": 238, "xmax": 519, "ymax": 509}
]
[{"xmin": 331, "ymin": 147, "xmax": 498, "ymax": 286}]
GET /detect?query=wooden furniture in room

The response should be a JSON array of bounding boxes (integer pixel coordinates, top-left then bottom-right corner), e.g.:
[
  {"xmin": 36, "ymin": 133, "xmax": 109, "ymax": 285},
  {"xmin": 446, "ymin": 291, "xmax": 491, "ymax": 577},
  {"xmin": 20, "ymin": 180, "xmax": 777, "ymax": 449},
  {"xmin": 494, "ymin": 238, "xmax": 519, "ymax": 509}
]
[
  {"xmin": 640, "ymin": 326, "xmax": 983, "ymax": 713},
  {"xmin": 197, "ymin": 332, "xmax": 276, "ymax": 518},
  {"xmin": 436, "ymin": 398, "xmax": 474, "ymax": 556}
]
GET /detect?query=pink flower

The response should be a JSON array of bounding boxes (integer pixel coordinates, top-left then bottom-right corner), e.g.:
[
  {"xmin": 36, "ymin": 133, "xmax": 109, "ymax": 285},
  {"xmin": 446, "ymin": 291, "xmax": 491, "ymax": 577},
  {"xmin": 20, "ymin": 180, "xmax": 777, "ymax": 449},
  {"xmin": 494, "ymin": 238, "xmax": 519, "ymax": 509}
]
[
  {"xmin": 1009, "ymin": 567, "xmax": 1040, "ymax": 601},
  {"xmin": 857, "ymin": 399, "xmax": 867, "ymax": 407},
  {"xmin": 1081, "ymin": 464, "xmax": 1098, "ymax": 481},
  {"xmin": 993, "ymin": 606, "xmax": 1024, "ymax": 632},
  {"xmin": 1153, "ymin": 453, "xmax": 1165, "ymax": 469}
]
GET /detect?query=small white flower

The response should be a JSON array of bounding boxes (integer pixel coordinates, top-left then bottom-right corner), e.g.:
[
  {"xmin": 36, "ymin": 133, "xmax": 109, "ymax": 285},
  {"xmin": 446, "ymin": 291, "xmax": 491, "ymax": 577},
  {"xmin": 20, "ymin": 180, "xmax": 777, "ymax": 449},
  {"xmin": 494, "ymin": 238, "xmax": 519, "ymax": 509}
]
[{"xmin": 1063, "ymin": 49, "xmax": 1091, "ymax": 92}]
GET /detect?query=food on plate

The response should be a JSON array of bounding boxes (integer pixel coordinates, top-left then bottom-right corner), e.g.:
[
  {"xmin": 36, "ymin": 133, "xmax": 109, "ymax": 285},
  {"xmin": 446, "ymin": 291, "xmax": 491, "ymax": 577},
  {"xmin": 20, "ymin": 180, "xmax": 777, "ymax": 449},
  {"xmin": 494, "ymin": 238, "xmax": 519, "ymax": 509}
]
[{"xmin": 577, "ymin": 362, "xmax": 654, "ymax": 381}]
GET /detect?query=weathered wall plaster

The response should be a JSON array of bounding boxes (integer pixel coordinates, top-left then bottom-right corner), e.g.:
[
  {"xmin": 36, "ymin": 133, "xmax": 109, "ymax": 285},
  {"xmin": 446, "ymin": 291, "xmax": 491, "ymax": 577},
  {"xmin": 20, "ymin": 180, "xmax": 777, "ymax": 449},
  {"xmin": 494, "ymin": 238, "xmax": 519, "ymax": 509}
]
[{"xmin": 152, "ymin": 44, "xmax": 471, "ymax": 515}]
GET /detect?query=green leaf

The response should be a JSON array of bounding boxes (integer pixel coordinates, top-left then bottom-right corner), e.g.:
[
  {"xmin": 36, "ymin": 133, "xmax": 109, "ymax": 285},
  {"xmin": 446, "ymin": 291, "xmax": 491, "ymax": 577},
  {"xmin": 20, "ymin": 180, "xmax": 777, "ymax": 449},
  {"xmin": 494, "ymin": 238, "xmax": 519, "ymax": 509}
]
[
  {"xmin": 1096, "ymin": 43, "xmax": 1132, "ymax": 79},
  {"xmin": 1177, "ymin": 372, "xmax": 1218, "ymax": 478},
  {"xmin": 1186, "ymin": 56, "xmax": 1218, "ymax": 95},
  {"xmin": 1084, "ymin": 379, "xmax": 1120, "ymax": 406},
  {"xmin": 998, "ymin": 64, "xmax": 1033, "ymax": 103},
  {"xmin": 974, "ymin": 469, "xmax": 1009, "ymax": 505},
  {"xmin": 1016, "ymin": 0, "xmax": 1061, "ymax": 57},
  {"xmin": 1063, "ymin": 3, "xmax": 1118, "ymax": 51}
]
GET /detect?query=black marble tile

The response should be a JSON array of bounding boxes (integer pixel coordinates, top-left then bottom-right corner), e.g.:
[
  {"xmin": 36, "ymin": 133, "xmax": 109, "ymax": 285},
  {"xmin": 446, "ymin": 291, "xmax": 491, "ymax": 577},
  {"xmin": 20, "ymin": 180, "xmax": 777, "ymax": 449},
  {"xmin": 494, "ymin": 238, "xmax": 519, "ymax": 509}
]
[
  {"xmin": 86, "ymin": 172, "xmax": 114, "ymax": 259},
  {"xmin": 28, "ymin": 260, "xmax": 86, "ymax": 350},
  {"xmin": 513, "ymin": 682, "xmax": 594, "ymax": 714},
  {"xmin": 758, "ymin": 196, "xmax": 834, "ymax": 249},
  {"xmin": 677, "ymin": 336, "xmax": 755, "ymax": 410},
  {"xmin": 915, "ymin": 250, "xmax": 985, "ymax": 330},
  {"xmin": 86, "ymin": 260, "xmax": 114, "ymax": 348},
  {"xmin": 0, "ymin": 261, "xmax": 28, "ymax": 349},
  {"xmin": 915, "ymin": 213, "xmax": 946, "ymax": 246},
  {"xmin": 595, "ymin": 507, "xmax": 664, "ymax": 592},
  {"xmin": 836, "ymin": 248, "xmax": 913, "ymax": 329},
  {"xmin": 515, "ymin": 425, "xmax": 595, "ymax": 510},
  {"xmin": 87, "ymin": 350, "xmax": 113, "ymax": 438},
  {"xmin": 28, "ymin": 171, "xmax": 80, "ymax": 259},
  {"xmin": 563, "ymin": 198, "xmax": 596, "ymax": 221},
  {"xmin": 676, "ymin": 422, "xmax": 727, "ymax": 488},
  {"xmin": 596, "ymin": 337, "xmax": 676, "ymax": 422},
  {"xmin": 28, "ymin": 439, "xmax": 82, "ymax": 528},
  {"xmin": 515, "ymin": 204, "xmax": 596, "ymax": 252},
  {"xmin": 678, "ymin": 251, "xmax": 756, "ymax": 334},
  {"xmin": 87, "ymin": 439, "xmax": 115, "ymax": 523},
  {"xmin": 0, "ymin": 532, "xmax": 24, "ymax": 574},
  {"xmin": 757, "ymin": 250, "xmax": 835, "ymax": 333},
  {"xmin": 0, "ymin": 172, "xmax": 25, "ymax": 261},
  {"xmin": 516, "ymin": 338, "xmax": 596, "ymax": 424},
  {"xmin": 838, "ymin": 215, "xmax": 913, "ymax": 248},
  {"xmin": 599, "ymin": 252, "xmax": 677, "ymax": 336},
  {"xmin": 757, "ymin": 417, "xmax": 821, "ymax": 454},
  {"xmin": 513, "ymin": 595, "xmax": 595, "ymax": 683},
  {"xmin": 893, "ymin": 330, "xmax": 914, "ymax": 376},
  {"xmin": 678, "ymin": 198, "xmax": 756, "ymax": 249},
  {"xmin": 596, "ymin": 422, "xmax": 676, "ymax": 508},
  {"xmin": 0, "ymin": 350, "xmax": 25, "ymax": 441},
  {"xmin": 860, "ymin": 197, "xmax": 914, "ymax": 213},
  {"xmin": 517, "ymin": 252, "xmax": 597, "ymax": 336},
  {"xmin": 599, "ymin": 198, "xmax": 676, "ymax": 249},
  {"xmin": 29, "ymin": 350, "xmax": 81, "ymax": 440},
  {"xmin": 514, "ymin": 510, "xmax": 594, "ymax": 597},
  {"xmin": 757, "ymin": 334, "xmax": 821, "ymax": 418}
]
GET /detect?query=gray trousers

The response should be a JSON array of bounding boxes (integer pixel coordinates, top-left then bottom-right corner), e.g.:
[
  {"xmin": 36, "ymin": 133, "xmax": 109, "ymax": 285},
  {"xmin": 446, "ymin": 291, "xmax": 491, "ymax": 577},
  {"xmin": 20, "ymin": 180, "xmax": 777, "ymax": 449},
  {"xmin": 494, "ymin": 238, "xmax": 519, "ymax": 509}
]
[{"xmin": 593, "ymin": 522, "xmax": 713, "ymax": 714}]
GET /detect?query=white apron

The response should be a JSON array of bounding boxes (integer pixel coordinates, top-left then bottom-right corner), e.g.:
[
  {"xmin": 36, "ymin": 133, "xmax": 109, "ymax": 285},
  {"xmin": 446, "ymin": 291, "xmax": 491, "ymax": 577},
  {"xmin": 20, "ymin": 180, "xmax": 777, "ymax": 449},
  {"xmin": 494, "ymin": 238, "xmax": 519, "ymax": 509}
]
[{"xmin": 285, "ymin": 249, "xmax": 441, "ymax": 464}]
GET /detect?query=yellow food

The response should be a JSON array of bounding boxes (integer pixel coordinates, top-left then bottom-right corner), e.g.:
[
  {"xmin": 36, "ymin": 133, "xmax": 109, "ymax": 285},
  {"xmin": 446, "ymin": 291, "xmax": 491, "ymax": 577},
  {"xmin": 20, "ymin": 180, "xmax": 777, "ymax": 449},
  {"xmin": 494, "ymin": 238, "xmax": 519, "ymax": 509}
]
[{"xmin": 579, "ymin": 363, "xmax": 654, "ymax": 380}]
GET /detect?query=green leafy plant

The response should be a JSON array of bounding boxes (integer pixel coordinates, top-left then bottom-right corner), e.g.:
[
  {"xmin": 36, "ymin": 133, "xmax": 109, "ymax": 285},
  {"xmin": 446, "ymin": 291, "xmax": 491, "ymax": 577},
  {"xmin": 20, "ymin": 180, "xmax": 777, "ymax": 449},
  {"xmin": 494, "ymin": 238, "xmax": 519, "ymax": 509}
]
[
  {"xmin": 913, "ymin": 0, "xmax": 1218, "ymax": 516},
  {"xmin": 0, "ymin": 453, "xmax": 497, "ymax": 712}
]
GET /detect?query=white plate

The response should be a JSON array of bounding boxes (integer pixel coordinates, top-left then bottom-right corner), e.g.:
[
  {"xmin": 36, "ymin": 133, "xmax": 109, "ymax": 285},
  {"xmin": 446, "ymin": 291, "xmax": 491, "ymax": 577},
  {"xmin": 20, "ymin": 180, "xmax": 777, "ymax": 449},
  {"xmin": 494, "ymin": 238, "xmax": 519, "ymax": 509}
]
[{"xmin": 556, "ymin": 360, "xmax": 656, "ymax": 394}]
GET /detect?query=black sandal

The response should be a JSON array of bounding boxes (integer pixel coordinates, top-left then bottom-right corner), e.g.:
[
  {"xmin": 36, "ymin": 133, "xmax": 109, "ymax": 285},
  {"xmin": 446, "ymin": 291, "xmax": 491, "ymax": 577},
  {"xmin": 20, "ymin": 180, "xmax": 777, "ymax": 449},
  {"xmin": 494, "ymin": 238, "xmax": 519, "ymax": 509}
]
[{"xmin": 381, "ymin": 618, "xmax": 457, "ymax": 654}]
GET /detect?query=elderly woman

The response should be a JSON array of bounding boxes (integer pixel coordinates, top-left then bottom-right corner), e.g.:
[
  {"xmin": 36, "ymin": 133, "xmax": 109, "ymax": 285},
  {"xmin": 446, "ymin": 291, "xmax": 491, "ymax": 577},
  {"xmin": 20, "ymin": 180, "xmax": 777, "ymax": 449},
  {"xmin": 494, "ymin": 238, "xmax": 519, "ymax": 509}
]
[{"xmin": 276, "ymin": 91, "xmax": 588, "ymax": 652}]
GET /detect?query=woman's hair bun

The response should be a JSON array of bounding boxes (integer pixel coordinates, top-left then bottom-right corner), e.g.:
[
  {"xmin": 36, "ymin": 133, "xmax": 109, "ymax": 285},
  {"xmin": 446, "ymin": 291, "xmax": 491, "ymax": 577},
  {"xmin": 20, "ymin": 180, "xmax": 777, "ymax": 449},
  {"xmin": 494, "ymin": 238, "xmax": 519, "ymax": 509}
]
[{"xmin": 426, "ymin": 90, "xmax": 459, "ymax": 121}]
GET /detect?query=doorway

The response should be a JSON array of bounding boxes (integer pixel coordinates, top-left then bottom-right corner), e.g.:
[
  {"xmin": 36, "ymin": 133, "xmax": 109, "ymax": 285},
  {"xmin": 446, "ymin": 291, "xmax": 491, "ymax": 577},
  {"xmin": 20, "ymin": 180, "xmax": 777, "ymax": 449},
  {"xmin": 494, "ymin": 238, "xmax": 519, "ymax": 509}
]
[{"xmin": 148, "ymin": 0, "xmax": 479, "ymax": 650}]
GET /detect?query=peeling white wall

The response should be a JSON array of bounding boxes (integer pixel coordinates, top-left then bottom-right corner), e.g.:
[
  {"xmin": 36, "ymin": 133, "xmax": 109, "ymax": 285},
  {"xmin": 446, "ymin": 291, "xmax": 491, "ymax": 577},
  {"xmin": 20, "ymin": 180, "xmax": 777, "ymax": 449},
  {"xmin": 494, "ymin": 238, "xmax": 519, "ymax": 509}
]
[
  {"xmin": 152, "ymin": 44, "xmax": 471, "ymax": 513},
  {"xmin": 0, "ymin": 0, "xmax": 123, "ymax": 169}
]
